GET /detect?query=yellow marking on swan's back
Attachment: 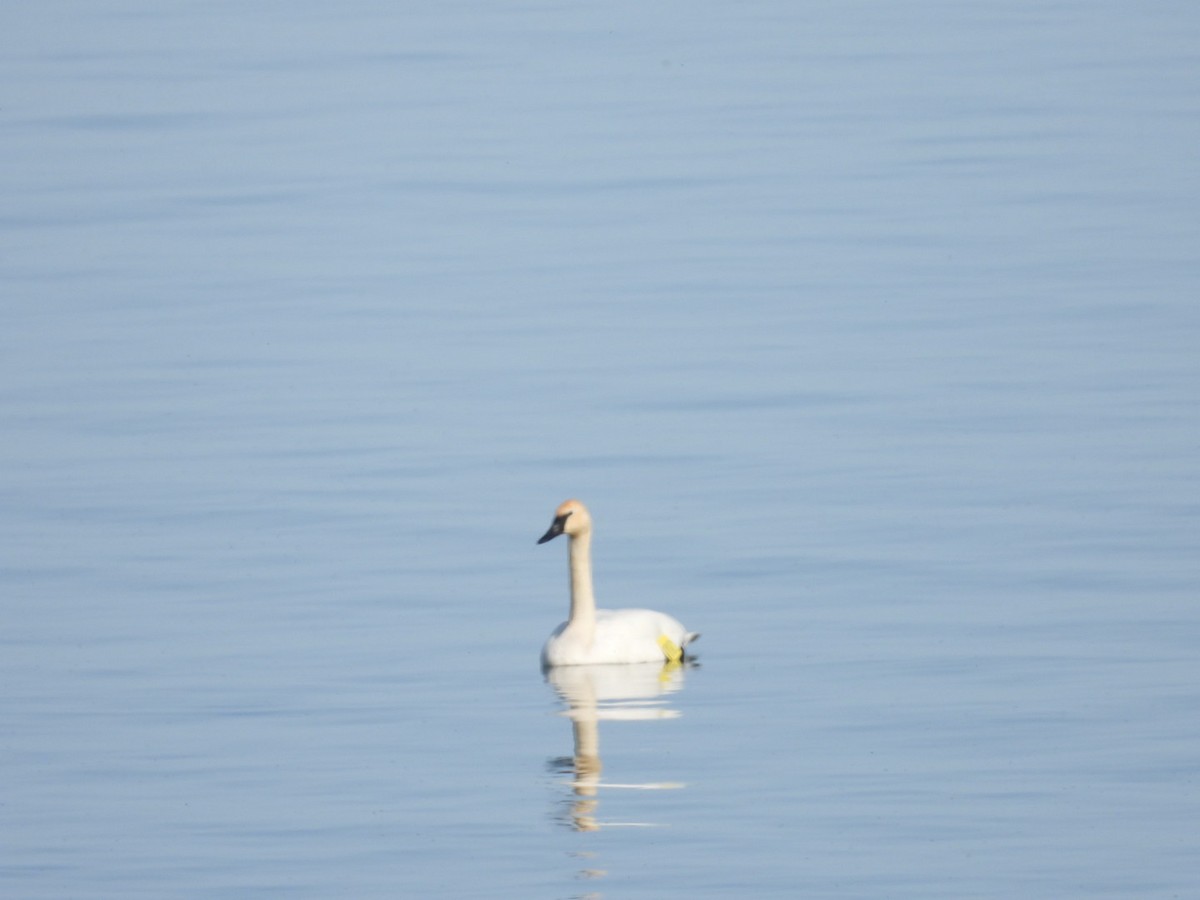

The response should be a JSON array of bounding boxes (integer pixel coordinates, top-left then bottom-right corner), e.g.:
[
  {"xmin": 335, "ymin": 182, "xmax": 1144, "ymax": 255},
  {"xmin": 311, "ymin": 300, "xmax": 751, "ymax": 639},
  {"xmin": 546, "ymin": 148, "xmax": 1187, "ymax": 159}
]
[{"xmin": 657, "ymin": 634, "xmax": 683, "ymax": 663}]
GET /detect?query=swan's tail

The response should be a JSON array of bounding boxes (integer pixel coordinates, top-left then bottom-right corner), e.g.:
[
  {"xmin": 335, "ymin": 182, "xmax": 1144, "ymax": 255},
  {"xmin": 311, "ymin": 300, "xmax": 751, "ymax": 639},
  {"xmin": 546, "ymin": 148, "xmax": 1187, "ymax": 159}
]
[{"xmin": 681, "ymin": 632, "xmax": 701, "ymax": 660}]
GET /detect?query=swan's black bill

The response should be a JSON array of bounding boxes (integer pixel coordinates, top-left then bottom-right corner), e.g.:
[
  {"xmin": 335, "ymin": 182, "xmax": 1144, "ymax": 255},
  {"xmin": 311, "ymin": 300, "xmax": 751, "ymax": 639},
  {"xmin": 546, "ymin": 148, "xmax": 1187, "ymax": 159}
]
[{"xmin": 537, "ymin": 512, "xmax": 571, "ymax": 544}]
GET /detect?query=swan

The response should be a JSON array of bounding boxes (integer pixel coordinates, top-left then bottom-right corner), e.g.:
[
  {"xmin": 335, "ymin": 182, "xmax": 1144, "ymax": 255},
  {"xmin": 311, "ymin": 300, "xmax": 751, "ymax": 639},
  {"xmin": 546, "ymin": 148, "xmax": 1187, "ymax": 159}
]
[{"xmin": 537, "ymin": 499, "xmax": 699, "ymax": 667}]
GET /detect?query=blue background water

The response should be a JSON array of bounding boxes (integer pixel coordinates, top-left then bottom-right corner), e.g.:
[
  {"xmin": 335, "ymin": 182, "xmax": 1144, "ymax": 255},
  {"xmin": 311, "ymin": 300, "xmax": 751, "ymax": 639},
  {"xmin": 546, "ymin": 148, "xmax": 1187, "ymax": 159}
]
[{"xmin": 3, "ymin": 2, "xmax": 1198, "ymax": 897}]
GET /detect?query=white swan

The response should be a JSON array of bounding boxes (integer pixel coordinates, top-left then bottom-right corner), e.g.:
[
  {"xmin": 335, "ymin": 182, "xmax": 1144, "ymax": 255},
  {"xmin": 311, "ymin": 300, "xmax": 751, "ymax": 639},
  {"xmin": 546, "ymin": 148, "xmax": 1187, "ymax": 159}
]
[{"xmin": 537, "ymin": 499, "xmax": 699, "ymax": 667}]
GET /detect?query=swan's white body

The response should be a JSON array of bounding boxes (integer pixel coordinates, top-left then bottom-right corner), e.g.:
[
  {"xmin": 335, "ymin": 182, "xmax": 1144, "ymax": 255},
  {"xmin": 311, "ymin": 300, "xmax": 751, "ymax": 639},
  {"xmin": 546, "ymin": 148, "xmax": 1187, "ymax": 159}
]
[{"xmin": 538, "ymin": 499, "xmax": 699, "ymax": 667}]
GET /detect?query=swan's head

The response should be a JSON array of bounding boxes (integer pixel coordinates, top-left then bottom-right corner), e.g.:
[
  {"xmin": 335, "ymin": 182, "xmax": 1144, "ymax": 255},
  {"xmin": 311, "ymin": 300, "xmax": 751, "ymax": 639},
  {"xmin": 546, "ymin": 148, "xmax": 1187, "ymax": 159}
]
[{"xmin": 537, "ymin": 498, "xmax": 591, "ymax": 544}]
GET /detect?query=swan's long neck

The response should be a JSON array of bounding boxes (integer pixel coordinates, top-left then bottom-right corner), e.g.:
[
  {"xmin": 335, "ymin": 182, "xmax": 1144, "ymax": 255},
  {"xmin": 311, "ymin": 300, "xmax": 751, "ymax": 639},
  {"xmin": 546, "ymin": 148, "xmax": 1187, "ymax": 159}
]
[{"xmin": 567, "ymin": 530, "xmax": 597, "ymax": 636}]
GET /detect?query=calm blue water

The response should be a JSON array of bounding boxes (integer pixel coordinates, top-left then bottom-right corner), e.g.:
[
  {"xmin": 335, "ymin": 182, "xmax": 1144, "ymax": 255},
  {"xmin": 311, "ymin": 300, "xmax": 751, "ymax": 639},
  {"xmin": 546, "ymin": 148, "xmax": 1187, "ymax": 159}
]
[{"xmin": 3, "ymin": 2, "xmax": 1198, "ymax": 897}]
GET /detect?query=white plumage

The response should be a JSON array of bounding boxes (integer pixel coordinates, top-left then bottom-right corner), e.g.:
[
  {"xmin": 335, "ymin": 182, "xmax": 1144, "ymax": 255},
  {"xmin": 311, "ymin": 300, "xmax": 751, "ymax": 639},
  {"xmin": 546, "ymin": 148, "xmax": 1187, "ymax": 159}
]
[{"xmin": 537, "ymin": 499, "xmax": 699, "ymax": 667}]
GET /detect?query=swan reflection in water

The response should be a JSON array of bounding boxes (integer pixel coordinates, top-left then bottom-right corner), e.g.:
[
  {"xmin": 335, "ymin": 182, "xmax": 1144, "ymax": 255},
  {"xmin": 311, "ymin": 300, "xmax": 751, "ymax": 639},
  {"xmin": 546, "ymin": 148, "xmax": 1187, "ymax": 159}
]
[{"xmin": 546, "ymin": 660, "xmax": 693, "ymax": 833}]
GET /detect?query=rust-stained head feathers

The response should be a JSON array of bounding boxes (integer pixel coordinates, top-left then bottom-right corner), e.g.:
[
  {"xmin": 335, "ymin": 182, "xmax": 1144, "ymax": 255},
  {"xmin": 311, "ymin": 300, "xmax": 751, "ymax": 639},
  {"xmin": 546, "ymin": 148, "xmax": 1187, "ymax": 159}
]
[{"xmin": 537, "ymin": 498, "xmax": 592, "ymax": 544}]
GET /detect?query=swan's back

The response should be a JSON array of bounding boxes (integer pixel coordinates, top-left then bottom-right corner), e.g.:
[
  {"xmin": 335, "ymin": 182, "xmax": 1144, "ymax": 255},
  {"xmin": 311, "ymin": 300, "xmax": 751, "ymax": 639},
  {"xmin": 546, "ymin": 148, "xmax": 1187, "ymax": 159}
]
[{"xmin": 541, "ymin": 608, "xmax": 699, "ymax": 667}]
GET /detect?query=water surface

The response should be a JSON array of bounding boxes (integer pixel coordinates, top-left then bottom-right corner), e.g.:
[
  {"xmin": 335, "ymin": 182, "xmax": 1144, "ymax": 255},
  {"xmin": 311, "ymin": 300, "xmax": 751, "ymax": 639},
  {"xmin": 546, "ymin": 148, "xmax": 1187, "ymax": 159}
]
[{"xmin": 2, "ymin": 1, "xmax": 1198, "ymax": 897}]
